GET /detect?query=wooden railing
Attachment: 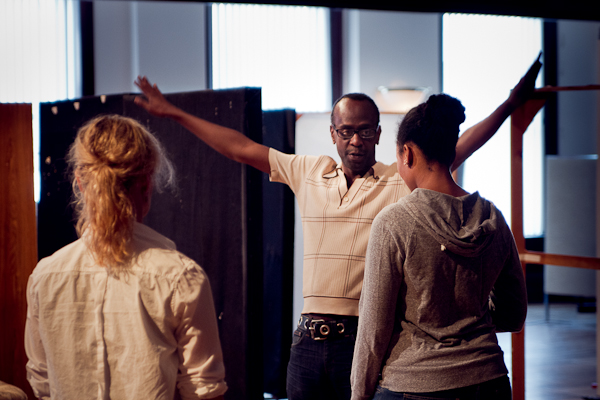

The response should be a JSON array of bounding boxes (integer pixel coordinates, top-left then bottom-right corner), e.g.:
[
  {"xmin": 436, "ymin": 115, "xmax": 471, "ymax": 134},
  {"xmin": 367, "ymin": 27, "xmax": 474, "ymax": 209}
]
[{"xmin": 510, "ymin": 85, "xmax": 600, "ymax": 400}]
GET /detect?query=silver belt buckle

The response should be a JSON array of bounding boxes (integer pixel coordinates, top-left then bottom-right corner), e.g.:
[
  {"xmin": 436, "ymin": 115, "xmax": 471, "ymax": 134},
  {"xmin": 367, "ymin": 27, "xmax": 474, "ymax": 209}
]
[
  {"xmin": 298, "ymin": 315, "xmax": 310, "ymax": 330},
  {"xmin": 309, "ymin": 319, "xmax": 327, "ymax": 340}
]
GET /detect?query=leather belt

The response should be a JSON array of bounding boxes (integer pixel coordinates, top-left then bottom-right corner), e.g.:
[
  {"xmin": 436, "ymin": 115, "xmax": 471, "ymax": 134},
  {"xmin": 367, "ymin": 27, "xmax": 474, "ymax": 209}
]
[{"xmin": 297, "ymin": 314, "xmax": 358, "ymax": 340}]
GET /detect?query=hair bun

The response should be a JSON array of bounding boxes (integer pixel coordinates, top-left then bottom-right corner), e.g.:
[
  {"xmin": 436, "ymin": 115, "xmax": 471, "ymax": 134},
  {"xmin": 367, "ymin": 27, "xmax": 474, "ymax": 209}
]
[
  {"xmin": 425, "ymin": 94, "xmax": 465, "ymax": 126},
  {"xmin": 397, "ymin": 92, "xmax": 465, "ymax": 167}
]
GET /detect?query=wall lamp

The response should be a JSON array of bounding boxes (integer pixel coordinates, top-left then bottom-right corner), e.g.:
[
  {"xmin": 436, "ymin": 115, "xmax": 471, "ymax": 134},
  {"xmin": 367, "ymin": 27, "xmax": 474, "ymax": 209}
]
[{"xmin": 375, "ymin": 86, "xmax": 431, "ymax": 114}]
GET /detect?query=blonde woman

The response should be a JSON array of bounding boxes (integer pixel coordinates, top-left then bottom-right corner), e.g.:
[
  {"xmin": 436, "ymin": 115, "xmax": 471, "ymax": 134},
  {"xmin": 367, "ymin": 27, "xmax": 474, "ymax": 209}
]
[{"xmin": 25, "ymin": 115, "xmax": 227, "ymax": 400}]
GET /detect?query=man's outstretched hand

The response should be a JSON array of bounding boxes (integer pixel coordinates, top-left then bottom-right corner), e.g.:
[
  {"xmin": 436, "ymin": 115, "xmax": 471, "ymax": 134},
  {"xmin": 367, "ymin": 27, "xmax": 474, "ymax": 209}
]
[
  {"xmin": 134, "ymin": 76, "xmax": 177, "ymax": 118},
  {"xmin": 508, "ymin": 52, "xmax": 543, "ymax": 109}
]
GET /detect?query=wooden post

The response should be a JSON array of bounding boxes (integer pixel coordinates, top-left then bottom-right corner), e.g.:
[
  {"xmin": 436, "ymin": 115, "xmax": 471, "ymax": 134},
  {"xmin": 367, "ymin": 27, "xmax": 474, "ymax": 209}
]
[
  {"xmin": 510, "ymin": 95, "xmax": 548, "ymax": 400},
  {"xmin": 510, "ymin": 103, "xmax": 527, "ymax": 400},
  {"xmin": 0, "ymin": 103, "xmax": 37, "ymax": 399}
]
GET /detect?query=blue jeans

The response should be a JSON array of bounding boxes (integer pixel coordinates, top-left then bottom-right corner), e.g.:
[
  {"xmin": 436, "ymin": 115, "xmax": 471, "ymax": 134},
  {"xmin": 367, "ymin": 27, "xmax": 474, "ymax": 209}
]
[
  {"xmin": 372, "ymin": 375, "xmax": 512, "ymax": 400},
  {"xmin": 286, "ymin": 319, "xmax": 356, "ymax": 400}
]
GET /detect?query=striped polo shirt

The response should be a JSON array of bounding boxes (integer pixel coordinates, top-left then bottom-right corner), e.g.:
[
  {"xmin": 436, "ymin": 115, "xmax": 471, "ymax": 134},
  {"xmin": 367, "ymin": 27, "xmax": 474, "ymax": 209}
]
[{"xmin": 269, "ymin": 148, "xmax": 411, "ymax": 316}]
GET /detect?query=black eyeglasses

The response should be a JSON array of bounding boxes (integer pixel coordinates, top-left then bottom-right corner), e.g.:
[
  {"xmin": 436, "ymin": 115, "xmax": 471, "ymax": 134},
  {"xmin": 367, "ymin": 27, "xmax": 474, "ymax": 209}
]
[{"xmin": 332, "ymin": 124, "xmax": 379, "ymax": 140}]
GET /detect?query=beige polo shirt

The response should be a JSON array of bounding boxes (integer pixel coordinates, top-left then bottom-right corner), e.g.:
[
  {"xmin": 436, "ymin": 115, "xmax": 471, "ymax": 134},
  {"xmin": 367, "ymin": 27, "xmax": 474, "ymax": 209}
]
[{"xmin": 269, "ymin": 148, "xmax": 411, "ymax": 316}]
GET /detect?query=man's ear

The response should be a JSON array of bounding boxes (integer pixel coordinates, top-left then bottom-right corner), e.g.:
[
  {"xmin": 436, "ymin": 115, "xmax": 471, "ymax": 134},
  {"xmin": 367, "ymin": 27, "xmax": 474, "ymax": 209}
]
[
  {"xmin": 375, "ymin": 125, "xmax": 382, "ymax": 145},
  {"xmin": 330, "ymin": 125, "xmax": 336, "ymax": 144}
]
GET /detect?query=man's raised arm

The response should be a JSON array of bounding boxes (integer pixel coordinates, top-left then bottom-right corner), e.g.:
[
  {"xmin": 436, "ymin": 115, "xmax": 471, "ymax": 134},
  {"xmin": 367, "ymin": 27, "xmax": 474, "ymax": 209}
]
[
  {"xmin": 134, "ymin": 76, "xmax": 271, "ymax": 174},
  {"xmin": 451, "ymin": 53, "xmax": 543, "ymax": 172}
]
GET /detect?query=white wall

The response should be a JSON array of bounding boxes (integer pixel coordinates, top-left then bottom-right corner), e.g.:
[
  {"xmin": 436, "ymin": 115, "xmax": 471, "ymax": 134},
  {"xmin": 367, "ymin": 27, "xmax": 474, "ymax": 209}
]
[
  {"xmin": 557, "ymin": 20, "xmax": 600, "ymax": 157},
  {"xmin": 94, "ymin": 1, "xmax": 207, "ymax": 95},
  {"xmin": 94, "ymin": 2, "xmax": 136, "ymax": 95},
  {"xmin": 545, "ymin": 156, "xmax": 597, "ymax": 297},
  {"xmin": 543, "ymin": 20, "xmax": 600, "ymax": 301},
  {"xmin": 343, "ymin": 9, "xmax": 442, "ymax": 97}
]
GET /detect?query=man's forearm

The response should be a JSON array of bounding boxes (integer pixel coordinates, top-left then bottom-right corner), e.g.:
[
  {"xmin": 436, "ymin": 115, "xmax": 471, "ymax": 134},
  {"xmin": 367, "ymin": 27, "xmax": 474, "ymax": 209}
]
[{"xmin": 168, "ymin": 107, "xmax": 271, "ymax": 173}]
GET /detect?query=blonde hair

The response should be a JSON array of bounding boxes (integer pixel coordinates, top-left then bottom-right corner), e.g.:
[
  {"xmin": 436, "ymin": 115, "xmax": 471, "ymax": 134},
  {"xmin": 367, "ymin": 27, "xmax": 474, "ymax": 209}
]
[{"xmin": 68, "ymin": 115, "xmax": 175, "ymax": 270}]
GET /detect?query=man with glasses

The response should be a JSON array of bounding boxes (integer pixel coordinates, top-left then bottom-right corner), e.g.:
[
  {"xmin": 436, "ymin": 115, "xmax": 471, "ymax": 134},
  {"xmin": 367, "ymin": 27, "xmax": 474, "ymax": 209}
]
[{"xmin": 134, "ymin": 56, "xmax": 541, "ymax": 400}]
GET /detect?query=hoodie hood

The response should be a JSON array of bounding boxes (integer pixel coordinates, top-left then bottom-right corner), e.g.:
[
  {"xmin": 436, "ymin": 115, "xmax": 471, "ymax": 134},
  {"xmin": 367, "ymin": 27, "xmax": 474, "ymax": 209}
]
[{"xmin": 403, "ymin": 189, "xmax": 500, "ymax": 257}]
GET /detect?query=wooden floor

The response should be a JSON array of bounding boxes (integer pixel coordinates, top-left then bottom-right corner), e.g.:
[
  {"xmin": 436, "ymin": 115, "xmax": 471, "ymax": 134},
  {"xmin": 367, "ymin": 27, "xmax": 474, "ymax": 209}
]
[{"xmin": 498, "ymin": 303, "xmax": 597, "ymax": 400}]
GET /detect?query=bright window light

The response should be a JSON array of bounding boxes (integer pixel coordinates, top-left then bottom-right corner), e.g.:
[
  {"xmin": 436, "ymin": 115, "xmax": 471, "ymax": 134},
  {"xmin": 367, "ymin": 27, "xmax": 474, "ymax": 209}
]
[
  {"xmin": 211, "ymin": 3, "xmax": 331, "ymax": 112},
  {"xmin": 0, "ymin": 0, "xmax": 80, "ymax": 203},
  {"xmin": 443, "ymin": 13, "xmax": 544, "ymax": 238}
]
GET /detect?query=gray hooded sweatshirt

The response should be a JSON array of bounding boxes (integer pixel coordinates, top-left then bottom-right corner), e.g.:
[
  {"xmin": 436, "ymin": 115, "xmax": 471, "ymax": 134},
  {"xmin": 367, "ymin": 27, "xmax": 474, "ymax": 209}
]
[{"xmin": 350, "ymin": 189, "xmax": 527, "ymax": 400}]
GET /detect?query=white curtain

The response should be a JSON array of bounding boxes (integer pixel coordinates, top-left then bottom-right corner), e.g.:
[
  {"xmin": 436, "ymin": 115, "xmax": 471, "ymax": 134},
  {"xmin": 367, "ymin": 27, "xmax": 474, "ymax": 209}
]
[
  {"xmin": 443, "ymin": 13, "xmax": 544, "ymax": 238},
  {"xmin": 211, "ymin": 3, "xmax": 331, "ymax": 112},
  {"xmin": 0, "ymin": 0, "xmax": 80, "ymax": 202}
]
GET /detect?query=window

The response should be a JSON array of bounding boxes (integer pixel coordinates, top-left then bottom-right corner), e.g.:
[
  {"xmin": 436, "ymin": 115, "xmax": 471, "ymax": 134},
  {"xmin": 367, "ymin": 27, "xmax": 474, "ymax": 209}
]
[
  {"xmin": 443, "ymin": 14, "xmax": 544, "ymax": 237},
  {"xmin": 211, "ymin": 3, "xmax": 331, "ymax": 112},
  {"xmin": 0, "ymin": 0, "xmax": 80, "ymax": 202}
]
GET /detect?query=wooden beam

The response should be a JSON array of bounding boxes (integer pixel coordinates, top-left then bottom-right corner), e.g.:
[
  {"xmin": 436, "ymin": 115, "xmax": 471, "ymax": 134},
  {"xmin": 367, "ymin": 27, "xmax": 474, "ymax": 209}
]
[
  {"xmin": 520, "ymin": 251, "xmax": 600, "ymax": 270},
  {"xmin": 0, "ymin": 103, "xmax": 37, "ymax": 399},
  {"xmin": 510, "ymin": 96, "xmax": 527, "ymax": 400}
]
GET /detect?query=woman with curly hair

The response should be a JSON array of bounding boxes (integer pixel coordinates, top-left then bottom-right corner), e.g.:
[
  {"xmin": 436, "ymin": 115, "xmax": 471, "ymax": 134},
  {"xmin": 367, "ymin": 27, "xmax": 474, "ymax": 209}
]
[
  {"xmin": 25, "ymin": 115, "xmax": 227, "ymax": 400},
  {"xmin": 350, "ymin": 95, "xmax": 527, "ymax": 400}
]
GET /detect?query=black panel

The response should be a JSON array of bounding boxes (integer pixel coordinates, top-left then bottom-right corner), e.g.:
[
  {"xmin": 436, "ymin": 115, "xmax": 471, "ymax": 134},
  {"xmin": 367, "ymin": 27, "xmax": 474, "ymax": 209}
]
[
  {"xmin": 125, "ymin": 88, "xmax": 264, "ymax": 400},
  {"xmin": 261, "ymin": 110, "xmax": 296, "ymax": 398},
  {"xmin": 39, "ymin": 89, "xmax": 265, "ymax": 400}
]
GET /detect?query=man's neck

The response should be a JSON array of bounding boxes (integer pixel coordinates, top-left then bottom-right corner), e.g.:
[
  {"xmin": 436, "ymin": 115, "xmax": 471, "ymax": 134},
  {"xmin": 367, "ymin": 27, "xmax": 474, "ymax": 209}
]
[{"xmin": 342, "ymin": 163, "xmax": 376, "ymax": 187}]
